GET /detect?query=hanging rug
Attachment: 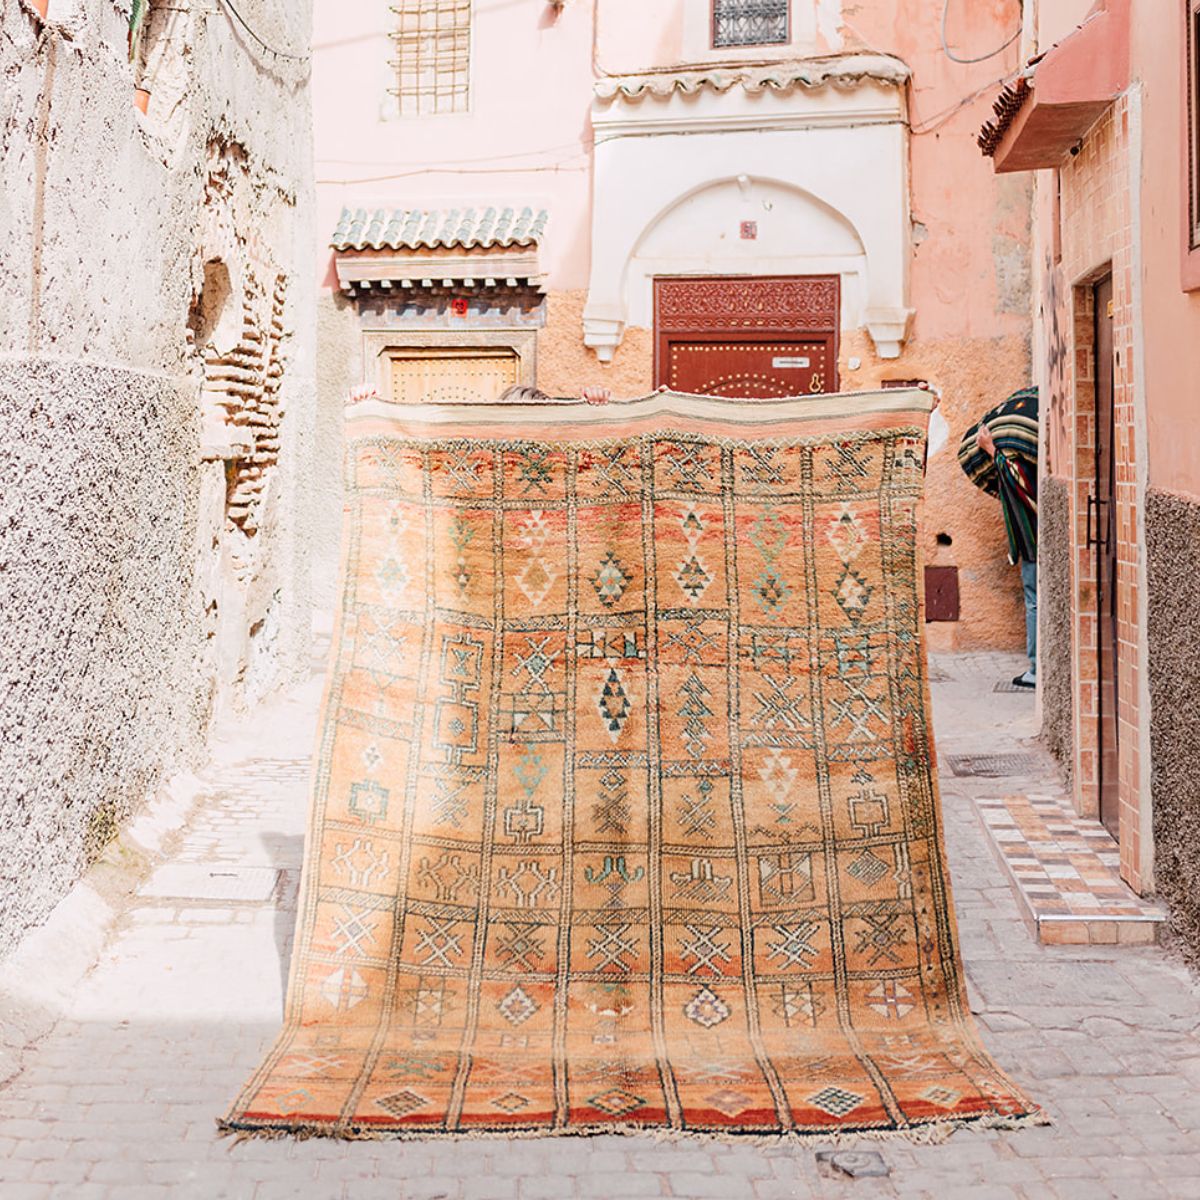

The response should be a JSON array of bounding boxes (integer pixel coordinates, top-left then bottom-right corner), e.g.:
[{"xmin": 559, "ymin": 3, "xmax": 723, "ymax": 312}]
[{"xmin": 223, "ymin": 387, "xmax": 1042, "ymax": 1140}]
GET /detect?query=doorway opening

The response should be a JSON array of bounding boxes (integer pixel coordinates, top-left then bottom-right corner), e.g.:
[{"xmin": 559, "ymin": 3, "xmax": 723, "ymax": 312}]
[
  {"xmin": 1091, "ymin": 273, "xmax": 1120, "ymax": 840},
  {"xmin": 653, "ymin": 275, "xmax": 840, "ymax": 397}
]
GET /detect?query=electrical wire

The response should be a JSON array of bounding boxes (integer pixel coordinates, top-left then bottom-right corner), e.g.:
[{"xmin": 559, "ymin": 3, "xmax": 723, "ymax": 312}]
[
  {"xmin": 940, "ymin": 0, "xmax": 1021, "ymax": 65},
  {"xmin": 909, "ymin": 70, "xmax": 1020, "ymax": 135},
  {"xmin": 215, "ymin": 0, "xmax": 309, "ymax": 63},
  {"xmin": 316, "ymin": 159, "xmax": 590, "ymax": 187}
]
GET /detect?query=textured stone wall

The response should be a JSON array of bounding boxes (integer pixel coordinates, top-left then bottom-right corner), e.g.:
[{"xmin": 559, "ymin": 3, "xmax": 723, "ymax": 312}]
[
  {"xmin": 1146, "ymin": 488, "xmax": 1200, "ymax": 964},
  {"xmin": 311, "ymin": 294, "xmax": 361, "ymax": 613},
  {"xmin": 0, "ymin": 361, "xmax": 206, "ymax": 928},
  {"xmin": 0, "ymin": 0, "xmax": 315, "ymax": 957},
  {"xmin": 1038, "ymin": 476, "xmax": 1074, "ymax": 779}
]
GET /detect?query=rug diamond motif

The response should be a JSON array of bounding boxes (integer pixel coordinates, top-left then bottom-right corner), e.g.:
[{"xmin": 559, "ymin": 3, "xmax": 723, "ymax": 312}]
[
  {"xmin": 589, "ymin": 1088, "xmax": 645, "ymax": 1117},
  {"xmin": 592, "ymin": 550, "xmax": 632, "ymax": 608},
  {"xmin": 808, "ymin": 1086, "xmax": 865, "ymax": 1117},
  {"xmin": 498, "ymin": 986, "xmax": 539, "ymax": 1026}
]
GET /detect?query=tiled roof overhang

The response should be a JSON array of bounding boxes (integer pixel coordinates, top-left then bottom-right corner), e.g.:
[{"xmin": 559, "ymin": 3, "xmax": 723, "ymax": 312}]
[
  {"xmin": 977, "ymin": 76, "xmax": 1033, "ymax": 158},
  {"xmin": 331, "ymin": 206, "xmax": 548, "ymax": 297},
  {"xmin": 332, "ymin": 206, "xmax": 547, "ymax": 252},
  {"xmin": 595, "ymin": 54, "xmax": 910, "ymax": 103},
  {"xmin": 978, "ymin": 0, "xmax": 1129, "ymax": 173}
]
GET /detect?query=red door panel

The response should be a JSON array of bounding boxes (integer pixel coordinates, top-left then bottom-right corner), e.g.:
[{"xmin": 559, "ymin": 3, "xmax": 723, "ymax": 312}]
[
  {"xmin": 654, "ymin": 275, "xmax": 840, "ymax": 398},
  {"xmin": 664, "ymin": 338, "xmax": 834, "ymax": 397}
]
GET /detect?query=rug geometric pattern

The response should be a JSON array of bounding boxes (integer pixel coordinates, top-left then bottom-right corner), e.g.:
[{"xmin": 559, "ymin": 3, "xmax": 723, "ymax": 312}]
[{"xmin": 223, "ymin": 389, "xmax": 1040, "ymax": 1139}]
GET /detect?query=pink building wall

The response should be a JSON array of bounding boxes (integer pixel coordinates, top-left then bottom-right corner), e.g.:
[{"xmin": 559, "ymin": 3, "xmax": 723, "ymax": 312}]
[
  {"xmin": 1132, "ymin": 8, "xmax": 1200, "ymax": 501},
  {"xmin": 312, "ymin": 1, "xmax": 595, "ymax": 290},
  {"xmin": 315, "ymin": 0, "xmax": 1026, "ymax": 324},
  {"xmin": 1012, "ymin": 0, "xmax": 1200, "ymax": 916}
]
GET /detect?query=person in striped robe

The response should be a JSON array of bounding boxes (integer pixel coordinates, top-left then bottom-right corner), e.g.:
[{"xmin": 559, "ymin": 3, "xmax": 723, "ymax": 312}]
[{"xmin": 964, "ymin": 388, "xmax": 1039, "ymax": 690}]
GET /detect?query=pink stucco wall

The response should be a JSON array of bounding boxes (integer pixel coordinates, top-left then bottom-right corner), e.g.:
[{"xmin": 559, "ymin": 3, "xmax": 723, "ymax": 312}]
[
  {"xmin": 1024, "ymin": 0, "xmax": 1200, "ymax": 500},
  {"xmin": 312, "ymin": 1, "xmax": 595, "ymax": 288},
  {"xmin": 314, "ymin": 0, "xmax": 1027, "ymax": 327},
  {"xmin": 1131, "ymin": 6, "xmax": 1200, "ymax": 500}
]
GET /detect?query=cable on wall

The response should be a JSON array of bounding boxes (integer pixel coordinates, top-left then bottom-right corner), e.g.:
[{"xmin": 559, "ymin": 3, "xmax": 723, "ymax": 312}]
[
  {"xmin": 215, "ymin": 0, "xmax": 310, "ymax": 63},
  {"xmin": 940, "ymin": 0, "xmax": 1021, "ymax": 65}
]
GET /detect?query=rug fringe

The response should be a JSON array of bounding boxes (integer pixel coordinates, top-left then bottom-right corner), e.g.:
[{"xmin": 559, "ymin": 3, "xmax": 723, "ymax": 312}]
[{"xmin": 215, "ymin": 1106, "xmax": 1050, "ymax": 1147}]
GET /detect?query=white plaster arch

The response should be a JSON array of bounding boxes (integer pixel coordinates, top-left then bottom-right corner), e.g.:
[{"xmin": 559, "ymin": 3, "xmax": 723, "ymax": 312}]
[
  {"xmin": 583, "ymin": 73, "xmax": 914, "ymax": 359},
  {"xmin": 621, "ymin": 175, "xmax": 868, "ymax": 331}
]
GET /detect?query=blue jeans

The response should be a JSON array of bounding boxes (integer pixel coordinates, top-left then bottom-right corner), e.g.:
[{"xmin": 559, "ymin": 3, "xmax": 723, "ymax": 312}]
[{"xmin": 1020, "ymin": 558, "xmax": 1037, "ymax": 677}]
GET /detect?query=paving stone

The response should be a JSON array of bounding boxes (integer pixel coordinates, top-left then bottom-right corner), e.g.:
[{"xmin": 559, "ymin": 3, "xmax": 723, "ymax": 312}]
[
  {"xmin": 29, "ymin": 1158, "xmax": 92, "ymax": 1184},
  {"xmin": 662, "ymin": 1172, "xmax": 754, "ymax": 1198},
  {"xmin": 464, "ymin": 1175, "xmax": 519, "ymax": 1199},
  {"xmin": 1045, "ymin": 1179, "xmax": 1118, "ymax": 1200},
  {"xmin": 392, "ymin": 1178, "xmax": 464, "ymax": 1200},
  {"xmin": 751, "ymin": 1182, "xmax": 821, "ymax": 1199},
  {"xmin": 517, "ymin": 1175, "xmax": 583, "ymax": 1199},
  {"xmin": 630, "ymin": 1150, "xmax": 715, "ymax": 1173},
  {"xmin": 578, "ymin": 1172, "xmax": 665, "ymax": 1196}
]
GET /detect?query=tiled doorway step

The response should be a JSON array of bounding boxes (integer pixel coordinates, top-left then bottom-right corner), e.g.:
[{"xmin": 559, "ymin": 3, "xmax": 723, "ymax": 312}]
[{"xmin": 976, "ymin": 792, "xmax": 1166, "ymax": 945}]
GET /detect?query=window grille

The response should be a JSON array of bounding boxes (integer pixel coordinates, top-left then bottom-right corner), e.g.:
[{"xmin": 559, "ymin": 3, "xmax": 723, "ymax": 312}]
[
  {"xmin": 390, "ymin": 0, "xmax": 471, "ymax": 117},
  {"xmin": 712, "ymin": 0, "xmax": 789, "ymax": 48}
]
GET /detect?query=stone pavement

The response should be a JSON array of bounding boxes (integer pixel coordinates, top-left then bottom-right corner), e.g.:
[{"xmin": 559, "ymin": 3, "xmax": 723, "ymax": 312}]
[{"xmin": 1, "ymin": 650, "xmax": 1199, "ymax": 1200}]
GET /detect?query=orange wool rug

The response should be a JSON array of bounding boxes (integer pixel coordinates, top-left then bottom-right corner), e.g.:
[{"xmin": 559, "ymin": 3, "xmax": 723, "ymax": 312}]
[{"xmin": 223, "ymin": 388, "xmax": 1041, "ymax": 1140}]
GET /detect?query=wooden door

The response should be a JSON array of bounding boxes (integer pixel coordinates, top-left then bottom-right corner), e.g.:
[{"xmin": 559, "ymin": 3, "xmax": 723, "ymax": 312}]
[
  {"xmin": 387, "ymin": 346, "xmax": 519, "ymax": 404},
  {"xmin": 1092, "ymin": 275, "xmax": 1120, "ymax": 839},
  {"xmin": 654, "ymin": 276, "xmax": 840, "ymax": 397}
]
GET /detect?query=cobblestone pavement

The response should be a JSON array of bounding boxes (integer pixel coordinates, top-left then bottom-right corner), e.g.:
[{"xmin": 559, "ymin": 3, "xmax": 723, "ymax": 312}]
[{"xmin": 1, "ymin": 651, "xmax": 1198, "ymax": 1200}]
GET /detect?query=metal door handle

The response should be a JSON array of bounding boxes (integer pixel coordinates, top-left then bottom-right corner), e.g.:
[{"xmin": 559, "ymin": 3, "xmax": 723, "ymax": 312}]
[{"xmin": 1086, "ymin": 494, "xmax": 1108, "ymax": 550}]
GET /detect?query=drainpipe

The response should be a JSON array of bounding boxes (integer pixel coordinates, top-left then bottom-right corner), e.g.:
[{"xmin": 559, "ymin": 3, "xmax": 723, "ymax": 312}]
[{"xmin": 29, "ymin": 31, "xmax": 56, "ymax": 355}]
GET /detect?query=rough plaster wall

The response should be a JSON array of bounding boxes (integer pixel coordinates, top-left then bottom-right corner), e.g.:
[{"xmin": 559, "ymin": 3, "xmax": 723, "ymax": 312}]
[
  {"xmin": 1039, "ymin": 476, "xmax": 1074, "ymax": 777},
  {"xmin": 537, "ymin": 291, "xmax": 656, "ymax": 398},
  {"xmin": 0, "ymin": 0, "xmax": 315, "ymax": 957},
  {"xmin": 0, "ymin": 362, "xmax": 205, "ymax": 952},
  {"xmin": 1146, "ymin": 488, "xmax": 1200, "ymax": 965},
  {"xmin": 992, "ymin": 174, "xmax": 1034, "ymax": 317}
]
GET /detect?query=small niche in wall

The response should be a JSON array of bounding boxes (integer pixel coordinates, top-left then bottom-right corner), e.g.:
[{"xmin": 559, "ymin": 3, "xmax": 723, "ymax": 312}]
[{"xmin": 188, "ymin": 258, "xmax": 240, "ymax": 356}]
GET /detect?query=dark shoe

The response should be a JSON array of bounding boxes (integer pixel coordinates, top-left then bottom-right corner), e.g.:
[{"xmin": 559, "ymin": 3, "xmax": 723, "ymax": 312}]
[{"xmin": 1011, "ymin": 672, "xmax": 1036, "ymax": 690}]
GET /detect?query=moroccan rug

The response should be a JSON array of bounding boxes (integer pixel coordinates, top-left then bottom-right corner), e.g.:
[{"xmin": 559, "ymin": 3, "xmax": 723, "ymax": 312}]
[{"xmin": 223, "ymin": 388, "xmax": 1041, "ymax": 1140}]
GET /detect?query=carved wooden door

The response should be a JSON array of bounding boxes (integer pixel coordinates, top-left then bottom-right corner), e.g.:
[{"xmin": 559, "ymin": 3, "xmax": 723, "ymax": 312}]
[
  {"xmin": 387, "ymin": 346, "xmax": 519, "ymax": 404},
  {"xmin": 654, "ymin": 276, "xmax": 840, "ymax": 398}
]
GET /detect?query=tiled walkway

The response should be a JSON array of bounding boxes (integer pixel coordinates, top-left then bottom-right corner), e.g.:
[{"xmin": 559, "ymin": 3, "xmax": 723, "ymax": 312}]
[
  {"xmin": 1, "ymin": 650, "xmax": 1199, "ymax": 1199},
  {"xmin": 976, "ymin": 793, "xmax": 1165, "ymax": 946}
]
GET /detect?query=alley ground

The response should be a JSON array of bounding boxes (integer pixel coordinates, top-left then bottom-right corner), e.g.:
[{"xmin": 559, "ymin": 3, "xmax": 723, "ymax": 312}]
[{"xmin": 1, "ymin": 649, "xmax": 1199, "ymax": 1200}]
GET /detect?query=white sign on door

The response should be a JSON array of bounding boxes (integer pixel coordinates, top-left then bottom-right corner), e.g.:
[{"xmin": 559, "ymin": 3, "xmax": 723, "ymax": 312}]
[{"xmin": 772, "ymin": 356, "xmax": 811, "ymax": 369}]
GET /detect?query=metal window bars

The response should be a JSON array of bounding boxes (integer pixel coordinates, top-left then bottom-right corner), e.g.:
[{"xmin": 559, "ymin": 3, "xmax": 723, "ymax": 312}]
[
  {"xmin": 389, "ymin": 0, "xmax": 471, "ymax": 117},
  {"xmin": 712, "ymin": 0, "xmax": 789, "ymax": 48}
]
